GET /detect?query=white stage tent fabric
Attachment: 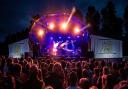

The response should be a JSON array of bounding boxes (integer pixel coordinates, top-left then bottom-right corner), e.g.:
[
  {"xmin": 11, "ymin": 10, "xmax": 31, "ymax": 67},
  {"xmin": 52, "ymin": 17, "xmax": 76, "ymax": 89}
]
[
  {"xmin": 8, "ymin": 39, "xmax": 30, "ymax": 58},
  {"xmin": 90, "ymin": 35, "xmax": 122, "ymax": 58}
]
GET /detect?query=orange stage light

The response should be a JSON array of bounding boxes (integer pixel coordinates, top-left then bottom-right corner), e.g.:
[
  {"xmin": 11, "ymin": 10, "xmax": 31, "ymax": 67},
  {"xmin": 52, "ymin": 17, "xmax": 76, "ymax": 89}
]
[
  {"xmin": 48, "ymin": 22, "xmax": 55, "ymax": 30},
  {"xmin": 87, "ymin": 23, "xmax": 91, "ymax": 27},
  {"xmin": 74, "ymin": 27, "xmax": 80, "ymax": 34},
  {"xmin": 60, "ymin": 22, "xmax": 68, "ymax": 30},
  {"xmin": 37, "ymin": 29, "xmax": 44, "ymax": 37}
]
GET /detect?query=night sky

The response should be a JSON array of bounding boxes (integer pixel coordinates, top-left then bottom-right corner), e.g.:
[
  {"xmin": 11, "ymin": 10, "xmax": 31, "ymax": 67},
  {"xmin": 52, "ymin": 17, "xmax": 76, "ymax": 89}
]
[{"xmin": 0, "ymin": 0, "xmax": 128, "ymax": 42}]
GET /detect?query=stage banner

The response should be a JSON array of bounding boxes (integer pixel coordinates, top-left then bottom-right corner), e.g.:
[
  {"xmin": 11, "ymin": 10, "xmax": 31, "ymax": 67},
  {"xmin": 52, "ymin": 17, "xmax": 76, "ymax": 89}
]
[
  {"xmin": 9, "ymin": 39, "xmax": 30, "ymax": 58},
  {"xmin": 90, "ymin": 35, "xmax": 122, "ymax": 58}
]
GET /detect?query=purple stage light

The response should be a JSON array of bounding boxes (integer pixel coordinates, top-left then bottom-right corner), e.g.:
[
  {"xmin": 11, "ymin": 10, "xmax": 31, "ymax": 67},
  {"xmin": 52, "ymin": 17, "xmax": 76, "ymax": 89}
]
[
  {"xmin": 50, "ymin": 37, "xmax": 53, "ymax": 40},
  {"xmin": 77, "ymin": 36, "xmax": 80, "ymax": 38},
  {"xmin": 59, "ymin": 37, "xmax": 62, "ymax": 39},
  {"xmin": 68, "ymin": 36, "xmax": 71, "ymax": 39}
]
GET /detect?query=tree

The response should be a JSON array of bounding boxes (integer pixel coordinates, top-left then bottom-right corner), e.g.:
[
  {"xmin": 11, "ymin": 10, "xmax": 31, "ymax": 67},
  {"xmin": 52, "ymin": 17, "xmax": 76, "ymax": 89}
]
[
  {"xmin": 73, "ymin": 8, "xmax": 83, "ymax": 21},
  {"xmin": 123, "ymin": 5, "xmax": 128, "ymax": 56},
  {"xmin": 4, "ymin": 14, "xmax": 40, "ymax": 44},
  {"xmin": 86, "ymin": 6, "xmax": 101, "ymax": 35},
  {"xmin": 124, "ymin": 5, "xmax": 128, "ymax": 38},
  {"xmin": 101, "ymin": 1, "xmax": 123, "ymax": 38}
]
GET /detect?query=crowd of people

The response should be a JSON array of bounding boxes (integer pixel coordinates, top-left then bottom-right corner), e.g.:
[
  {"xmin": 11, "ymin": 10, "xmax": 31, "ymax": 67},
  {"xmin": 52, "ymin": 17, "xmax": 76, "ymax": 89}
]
[{"xmin": 0, "ymin": 56, "xmax": 128, "ymax": 89}]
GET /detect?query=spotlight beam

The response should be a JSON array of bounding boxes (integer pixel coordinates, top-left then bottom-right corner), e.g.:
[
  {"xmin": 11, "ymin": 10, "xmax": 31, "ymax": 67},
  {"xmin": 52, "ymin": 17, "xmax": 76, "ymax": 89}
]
[
  {"xmin": 66, "ymin": 7, "xmax": 76, "ymax": 25},
  {"xmin": 81, "ymin": 24, "xmax": 91, "ymax": 32},
  {"xmin": 32, "ymin": 18, "xmax": 48, "ymax": 30}
]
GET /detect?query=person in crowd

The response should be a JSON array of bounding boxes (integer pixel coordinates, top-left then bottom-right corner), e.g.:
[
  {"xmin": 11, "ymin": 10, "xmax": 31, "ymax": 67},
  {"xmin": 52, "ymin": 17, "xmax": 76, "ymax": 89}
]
[
  {"xmin": 102, "ymin": 66, "xmax": 109, "ymax": 89},
  {"xmin": 67, "ymin": 71, "xmax": 79, "ymax": 89},
  {"xmin": 118, "ymin": 68, "xmax": 127, "ymax": 81},
  {"xmin": 21, "ymin": 63, "xmax": 31, "ymax": 82},
  {"xmin": 111, "ymin": 62, "xmax": 119, "ymax": 84},
  {"xmin": 23, "ymin": 65, "xmax": 45, "ymax": 89},
  {"xmin": 13, "ymin": 63, "xmax": 23, "ymax": 89},
  {"xmin": 114, "ymin": 80, "xmax": 128, "ymax": 89},
  {"xmin": 82, "ymin": 68, "xmax": 89, "ymax": 78},
  {"xmin": 45, "ymin": 62, "xmax": 65, "ymax": 89},
  {"xmin": 0, "ymin": 75, "xmax": 15, "ymax": 89},
  {"xmin": 92, "ymin": 68, "xmax": 100, "ymax": 86},
  {"xmin": 79, "ymin": 78, "xmax": 90, "ymax": 89},
  {"xmin": 106, "ymin": 74, "xmax": 114, "ymax": 89}
]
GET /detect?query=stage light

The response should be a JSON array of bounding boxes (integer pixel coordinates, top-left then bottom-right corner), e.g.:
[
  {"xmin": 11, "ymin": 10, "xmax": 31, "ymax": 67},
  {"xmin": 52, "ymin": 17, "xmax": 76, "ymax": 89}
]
[
  {"xmin": 81, "ymin": 23, "xmax": 91, "ymax": 31},
  {"xmin": 61, "ymin": 22, "xmax": 67, "ymax": 30},
  {"xmin": 50, "ymin": 37, "xmax": 53, "ymax": 40},
  {"xmin": 77, "ymin": 36, "xmax": 80, "ymax": 38},
  {"xmin": 48, "ymin": 22, "xmax": 55, "ymax": 30},
  {"xmin": 87, "ymin": 23, "xmax": 91, "ymax": 27},
  {"xmin": 59, "ymin": 37, "xmax": 62, "ymax": 39},
  {"xmin": 68, "ymin": 36, "xmax": 71, "ymax": 39},
  {"xmin": 37, "ymin": 29, "xmax": 44, "ymax": 37},
  {"xmin": 74, "ymin": 27, "xmax": 80, "ymax": 34}
]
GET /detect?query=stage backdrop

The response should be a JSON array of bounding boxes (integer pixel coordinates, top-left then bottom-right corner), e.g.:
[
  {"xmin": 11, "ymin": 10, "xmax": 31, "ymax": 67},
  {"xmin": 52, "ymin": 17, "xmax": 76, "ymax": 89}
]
[
  {"xmin": 9, "ymin": 39, "xmax": 30, "ymax": 58},
  {"xmin": 90, "ymin": 35, "xmax": 122, "ymax": 58}
]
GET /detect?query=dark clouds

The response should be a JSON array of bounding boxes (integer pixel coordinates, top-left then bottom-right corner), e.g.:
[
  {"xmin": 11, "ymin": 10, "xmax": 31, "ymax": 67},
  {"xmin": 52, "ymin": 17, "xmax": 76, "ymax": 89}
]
[{"xmin": 0, "ymin": 0, "xmax": 127, "ymax": 42}]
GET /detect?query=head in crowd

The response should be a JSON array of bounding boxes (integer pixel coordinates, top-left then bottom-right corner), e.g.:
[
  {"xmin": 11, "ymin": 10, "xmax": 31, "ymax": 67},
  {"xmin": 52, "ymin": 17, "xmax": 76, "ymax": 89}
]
[
  {"xmin": 13, "ymin": 63, "xmax": 22, "ymax": 77},
  {"xmin": 89, "ymin": 86, "xmax": 98, "ymax": 89},
  {"xmin": 94, "ymin": 68, "xmax": 100, "ymax": 76},
  {"xmin": 68, "ymin": 71, "xmax": 78, "ymax": 87},
  {"xmin": 29, "ymin": 64, "xmax": 39, "ymax": 79},
  {"xmin": 79, "ymin": 78, "xmax": 90, "ymax": 89},
  {"xmin": 103, "ymin": 66, "xmax": 109, "ymax": 75},
  {"xmin": 117, "ymin": 80, "xmax": 128, "ymax": 89},
  {"xmin": 106, "ymin": 74, "xmax": 114, "ymax": 89},
  {"xmin": 45, "ymin": 86, "xmax": 54, "ymax": 89},
  {"xmin": 52, "ymin": 62, "xmax": 64, "ymax": 77},
  {"xmin": 82, "ymin": 68, "xmax": 89, "ymax": 78},
  {"xmin": 112, "ymin": 62, "xmax": 118, "ymax": 70}
]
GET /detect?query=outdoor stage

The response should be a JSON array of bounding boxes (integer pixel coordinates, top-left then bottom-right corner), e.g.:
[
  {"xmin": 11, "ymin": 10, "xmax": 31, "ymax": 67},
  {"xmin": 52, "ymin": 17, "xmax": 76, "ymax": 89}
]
[
  {"xmin": 8, "ymin": 15, "xmax": 123, "ymax": 59},
  {"xmin": 8, "ymin": 7, "xmax": 122, "ymax": 59},
  {"xmin": 29, "ymin": 10, "xmax": 91, "ymax": 58}
]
